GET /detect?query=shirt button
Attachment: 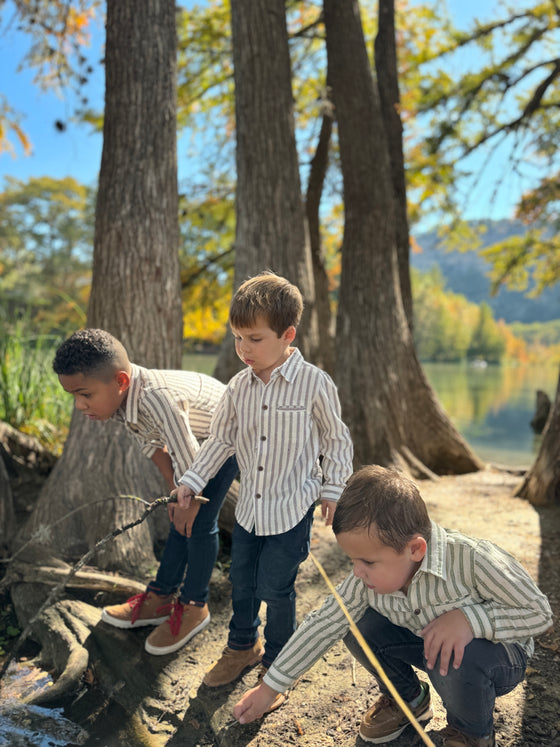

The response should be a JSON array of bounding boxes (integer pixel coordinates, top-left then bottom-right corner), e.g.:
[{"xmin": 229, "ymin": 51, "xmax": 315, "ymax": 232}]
[
  {"xmin": 262, "ymin": 404, "xmax": 268, "ymax": 410},
  {"xmin": 261, "ymin": 435, "xmax": 266, "ymax": 441},
  {"xmin": 255, "ymin": 493, "xmax": 261, "ymax": 499},
  {"xmin": 258, "ymin": 466, "xmax": 264, "ymax": 471},
  {"xmin": 414, "ymin": 609, "xmax": 421, "ymax": 615}
]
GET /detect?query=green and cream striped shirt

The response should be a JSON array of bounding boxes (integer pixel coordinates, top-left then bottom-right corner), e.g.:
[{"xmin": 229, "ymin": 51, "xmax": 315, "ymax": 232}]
[{"xmin": 264, "ymin": 520, "xmax": 553, "ymax": 693}]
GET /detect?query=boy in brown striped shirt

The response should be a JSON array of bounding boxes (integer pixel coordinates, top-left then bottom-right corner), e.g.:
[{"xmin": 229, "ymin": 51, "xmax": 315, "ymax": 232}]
[{"xmin": 54, "ymin": 328, "xmax": 238, "ymax": 656}]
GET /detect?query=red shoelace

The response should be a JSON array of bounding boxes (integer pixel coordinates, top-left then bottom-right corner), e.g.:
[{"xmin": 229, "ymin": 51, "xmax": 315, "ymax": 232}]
[
  {"xmin": 126, "ymin": 592, "xmax": 173, "ymax": 624},
  {"xmin": 166, "ymin": 600, "xmax": 185, "ymax": 636}
]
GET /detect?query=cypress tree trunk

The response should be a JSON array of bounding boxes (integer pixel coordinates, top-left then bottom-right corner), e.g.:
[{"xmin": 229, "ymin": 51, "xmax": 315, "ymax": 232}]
[{"xmin": 17, "ymin": 0, "xmax": 182, "ymax": 573}]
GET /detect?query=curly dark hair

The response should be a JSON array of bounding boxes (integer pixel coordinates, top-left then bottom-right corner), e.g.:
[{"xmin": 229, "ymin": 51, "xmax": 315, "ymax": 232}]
[
  {"xmin": 332, "ymin": 465, "xmax": 432, "ymax": 552},
  {"xmin": 53, "ymin": 328, "xmax": 129, "ymax": 379}
]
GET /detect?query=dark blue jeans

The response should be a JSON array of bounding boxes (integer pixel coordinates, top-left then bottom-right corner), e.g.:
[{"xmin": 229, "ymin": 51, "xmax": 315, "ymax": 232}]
[
  {"xmin": 344, "ymin": 607, "xmax": 528, "ymax": 738},
  {"xmin": 147, "ymin": 456, "xmax": 238, "ymax": 605},
  {"xmin": 227, "ymin": 504, "xmax": 315, "ymax": 667}
]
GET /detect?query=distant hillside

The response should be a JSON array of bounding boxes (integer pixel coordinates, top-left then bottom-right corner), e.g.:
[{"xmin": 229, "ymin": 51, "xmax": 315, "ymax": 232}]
[{"xmin": 412, "ymin": 220, "xmax": 560, "ymax": 323}]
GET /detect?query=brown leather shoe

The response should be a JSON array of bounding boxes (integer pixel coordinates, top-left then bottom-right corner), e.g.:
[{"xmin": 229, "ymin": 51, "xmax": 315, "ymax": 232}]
[
  {"xmin": 203, "ymin": 639, "xmax": 264, "ymax": 687},
  {"xmin": 101, "ymin": 591, "xmax": 173, "ymax": 629},
  {"xmin": 441, "ymin": 726, "xmax": 495, "ymax": 746},
  {"xmin": 145, "ymin": 601, "xmax": 210, "ymax": 655},
  {"xmin": 359, "ymin": 688, "xmax": 432, "ymax": 743}
]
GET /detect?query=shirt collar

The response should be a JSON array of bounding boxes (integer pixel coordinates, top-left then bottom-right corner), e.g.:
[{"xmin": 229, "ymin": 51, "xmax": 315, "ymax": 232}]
[
  {"xmin": 249, "ymin": 347, "xmax": 304, "ymax": 384},
  {"xmin": 121, "ymin": 362, "xmax": 142, "ymax": 424},
  {"xmin": 418, "ymin": 520, "xmax": 447, "ymax": 580}
]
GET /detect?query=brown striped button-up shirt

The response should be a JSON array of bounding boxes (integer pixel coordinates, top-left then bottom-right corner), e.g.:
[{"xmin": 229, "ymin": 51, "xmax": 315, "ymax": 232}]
[
  {"xmin": 113, "ymin": 364, "xmax": 226, "ymax": 485},
  {"xmin": 179, "ymin": 348, "xmax": 354, "ymax": 535}
]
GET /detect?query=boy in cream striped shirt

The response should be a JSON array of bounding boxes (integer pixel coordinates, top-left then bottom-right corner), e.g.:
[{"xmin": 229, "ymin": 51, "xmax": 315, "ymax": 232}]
[
  {"xmin": 54, "ymin": 329, "xmax": 238, "ymax": 656},
  {"xmin": 175, "ymin": 272, "xmax": 353, "ymax": 705},
  {"xmin": 233, "ymin": 465, "xmax": 552, "ymax": 746}
]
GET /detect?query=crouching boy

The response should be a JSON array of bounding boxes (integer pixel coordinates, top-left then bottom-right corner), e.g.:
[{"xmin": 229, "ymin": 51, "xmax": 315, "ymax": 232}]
[{"xmin": 233, "ymin": 465, "xmax": 552, "ymax": 746}]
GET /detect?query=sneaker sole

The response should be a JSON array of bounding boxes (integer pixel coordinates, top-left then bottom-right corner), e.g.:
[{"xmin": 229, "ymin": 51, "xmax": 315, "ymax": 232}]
[
  {"xmin": 101, "ymin": 610, "xmax": 170, "ymax": 629},
  {"xmin": 359, "ymin": 706, "xmax": 433, "ymax": 744},
  {"xmin": 144, "ymin": 612, "xmax": 211, "ymax": 655}
]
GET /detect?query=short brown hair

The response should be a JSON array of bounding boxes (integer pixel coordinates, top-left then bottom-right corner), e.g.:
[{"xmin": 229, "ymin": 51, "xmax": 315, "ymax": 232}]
[
  {"xmin": 332, "ymin": 465, "xmax": 432, "ymax": 552},
  {"xmin": 229, "ymin": 271, "xmax": 303, "ymax": 336}
]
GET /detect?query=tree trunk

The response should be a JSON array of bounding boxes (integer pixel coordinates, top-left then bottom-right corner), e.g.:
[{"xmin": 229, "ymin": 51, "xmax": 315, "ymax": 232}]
[
  {"xmin": 0, "ymin": 453, "xmax": 15, "ymax": 556},
  {"xmin": 306, "ymin": 84, "xmax": 336, "ymax": 377},
  {"xmin": 375, "ymin": 0, "xmax": 413, "ymax": 331},
  {"xmin": 516, "ymin": 369, "xmax": 560, "ymax": 505},
  {"xmin": 214, "ymin": 0, "xmax": 321, "ymax": 382},
  {"xmin": 325, "ymin": 0, "xmax": 482, "ymax": 475},
  {"xmin": 15, "ymin": 0, "xmax": 182, "ymax": 573}
]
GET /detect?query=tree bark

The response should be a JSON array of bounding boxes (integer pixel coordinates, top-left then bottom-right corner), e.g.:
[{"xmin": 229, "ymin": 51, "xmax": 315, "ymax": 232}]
[
  {"xmin": 324, "ymin": 0, "xmax": 482, "ymax": 474},
  {"xmin": 88, "ymin": 0, "xmax": 182, "ymax": 367},
  {"xmin": 306, "ymin": 84, "xmax": 336, "ymax": 377},
  {"xmin": 516, "ymin": 369, "xmax": 560, "ymax": 505},
  {"xmin": 214, "ymin": 0, "xmax": 321, "ymax": 382},
  {"xmin": 375, "ymin": 0, "xmax": 413, "ymax": 331},
  {"xmin": 530, "ymin": 389, "xmax": 551, "ymax": 434},
  {"xmin": 0, "ymin": 453, "xmax": 15, "ymax": 556},
  {"xmin": 15, "ymin": 0, "xmax": 182, "ymax": 573}
]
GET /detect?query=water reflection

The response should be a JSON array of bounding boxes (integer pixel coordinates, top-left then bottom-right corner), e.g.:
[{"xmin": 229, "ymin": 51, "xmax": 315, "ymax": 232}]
[
  {"xmin": 0, "ymin": 662, "xmax": 88, "ymax": 746},
  {"xmin": 423, "ymin": 363, "xmax": 557, "ymax": 468}
]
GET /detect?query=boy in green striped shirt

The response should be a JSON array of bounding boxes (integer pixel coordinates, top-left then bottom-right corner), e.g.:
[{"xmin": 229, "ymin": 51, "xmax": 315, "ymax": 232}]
[{"xmin": 233, "ymin": 465, "xmax": 552, "ymax": 747}]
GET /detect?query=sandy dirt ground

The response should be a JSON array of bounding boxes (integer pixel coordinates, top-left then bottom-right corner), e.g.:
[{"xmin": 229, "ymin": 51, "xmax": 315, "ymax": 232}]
[{"xmin": 2, "ymin": 466, "xmax": 559, "ymax": 746}]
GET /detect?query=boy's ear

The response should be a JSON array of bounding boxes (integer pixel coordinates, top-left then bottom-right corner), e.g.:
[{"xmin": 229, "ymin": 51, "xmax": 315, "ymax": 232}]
[
  {"xmin": 408, "ymin": 536, "xmax": 427, "ymax": 561},
  {"xmin": 282, "ymin": 326, "xmax": 297, "ymax": 343},
  {"xmin": 116, "ymin": 370, "xmax": 131, "ymax": 393}
]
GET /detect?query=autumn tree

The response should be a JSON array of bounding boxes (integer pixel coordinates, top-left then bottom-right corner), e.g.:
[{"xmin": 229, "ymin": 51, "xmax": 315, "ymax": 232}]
[
  {"xmin": 325, "ymin": 0, "xmax": 482, "ymax": 474},
  {"xmin": 16, "ymin": 0, "xmax": 182, "ymax": 576},
  {"xmin": 405, "ymin": 1, "xmax": 560, "ymax": 501},
  {"xmin": 0, "ymin": 176, "xmax": 94, "ymax": 330}
]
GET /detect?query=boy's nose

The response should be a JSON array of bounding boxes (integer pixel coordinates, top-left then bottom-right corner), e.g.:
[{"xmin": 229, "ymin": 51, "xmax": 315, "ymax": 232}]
[{"xmin": 75, "ymin": 398, "xmax": 88, "ymax": 411}]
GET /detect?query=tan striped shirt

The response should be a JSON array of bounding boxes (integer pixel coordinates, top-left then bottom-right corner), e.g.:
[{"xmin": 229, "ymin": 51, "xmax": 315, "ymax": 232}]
[
  {"xmin": 113, "ymin": 364, "xmax": 226, "ymax": 484},
  {"xmin": 264, "ymin": 520, "xmax": 553, "ymax": 692},
  {"xmin": 179, "ymin": 348, "xmax": 354, "ymax": 535}
]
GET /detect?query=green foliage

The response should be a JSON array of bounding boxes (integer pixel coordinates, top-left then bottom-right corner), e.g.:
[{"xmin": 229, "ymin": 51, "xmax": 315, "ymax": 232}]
[
  {"xmin": 412, "ymin": 268, "xmax": 517, "ymax": 364},
  {"xmin": 0, "ymin": 175, "xmax": 93, "ymax": 333},
  {"xmin": 0, "ymin": 1, "xmax": 103, "ymax": 153},
  {"xmin": 0, "ymin": 323, "xmax": 72, "ymax": 451},
  {"xmin": 403, "ymin": 1, "xmax": 560, "ymax": 291},
  {"xmin": 412, "ymin": 267, "xmax": 478, "ymax": 362},
  {"xmin": 467, "ymin": 302, "xmax": 506, "ymax": 364},
  {"xmin": 510, "ymin": 319, "xmax": 560, "ymax": 348}
]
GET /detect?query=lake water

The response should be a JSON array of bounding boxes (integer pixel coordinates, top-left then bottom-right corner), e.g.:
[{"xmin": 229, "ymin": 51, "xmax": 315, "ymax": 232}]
[
  {"xmin": 423, "ymin": 362, "xmax": 557, "ymax": 468},
  {"xmin": 183, "ymin": 353, "xmax": 558, "ymax": 470}
]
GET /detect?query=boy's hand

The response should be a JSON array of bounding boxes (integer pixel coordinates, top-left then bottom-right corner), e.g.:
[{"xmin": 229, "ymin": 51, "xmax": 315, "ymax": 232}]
[
  {"xmin": 233, "ymin": 682, "xmax": 281, "ymax": 724},
  {"xmin": 420, "ymin": 608, "xmax": 474, "ymax": 676},
  {"xmin": 172, "ymin": 485, "xmax": 196, "ymax": 509},
  {"xmin": 168, "ymin": 502, "xmax": 200, "ymax": 538},
  {"xmin": 321, "ymin": 499, "xmax": 337, "ymax": 526}
]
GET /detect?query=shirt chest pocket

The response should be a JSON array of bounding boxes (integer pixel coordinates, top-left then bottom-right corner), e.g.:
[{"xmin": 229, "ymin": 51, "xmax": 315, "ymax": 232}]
[{"xmin": 273, "ymin": 407, "xmax": 309, "ymax": 458}]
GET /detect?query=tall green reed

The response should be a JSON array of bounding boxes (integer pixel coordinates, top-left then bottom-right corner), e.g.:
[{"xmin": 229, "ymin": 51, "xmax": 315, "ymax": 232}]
[{"xmin": 0, "ymin": 325, "xmax": 72, "ymax": 453}]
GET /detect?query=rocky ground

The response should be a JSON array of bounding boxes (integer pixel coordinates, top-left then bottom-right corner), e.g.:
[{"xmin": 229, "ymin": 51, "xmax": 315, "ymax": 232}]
[{"xmin": 1, "ymin": 466, "xmax": 559, "ymax": 746}]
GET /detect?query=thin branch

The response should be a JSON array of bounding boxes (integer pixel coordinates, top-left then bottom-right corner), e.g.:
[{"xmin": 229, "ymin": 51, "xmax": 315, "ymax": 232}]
[{"xmin": 0, "ymin": 493, "xmax": 174, "ymax": 684}]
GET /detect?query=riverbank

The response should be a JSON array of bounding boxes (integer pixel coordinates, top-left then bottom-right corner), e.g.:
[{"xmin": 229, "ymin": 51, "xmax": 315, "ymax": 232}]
[{"xmin": 2, "ymin": 465, "xmax": 558, "ymax": 746}]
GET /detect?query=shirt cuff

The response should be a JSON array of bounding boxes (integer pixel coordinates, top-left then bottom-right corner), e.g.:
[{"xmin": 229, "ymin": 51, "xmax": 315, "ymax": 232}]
[
  {"xmin": 320, "ymin": 485, "xmax": 343, "ymax": 503},
  {"xmin": 178, "ymin": 469, "xmax": 206, "ymax": 495}
]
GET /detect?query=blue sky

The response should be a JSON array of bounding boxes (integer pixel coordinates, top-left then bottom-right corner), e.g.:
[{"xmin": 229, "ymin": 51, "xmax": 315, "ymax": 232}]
[{"xmin": 0, "ymin": 0, "xmax": 530, "ymax": 221}]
